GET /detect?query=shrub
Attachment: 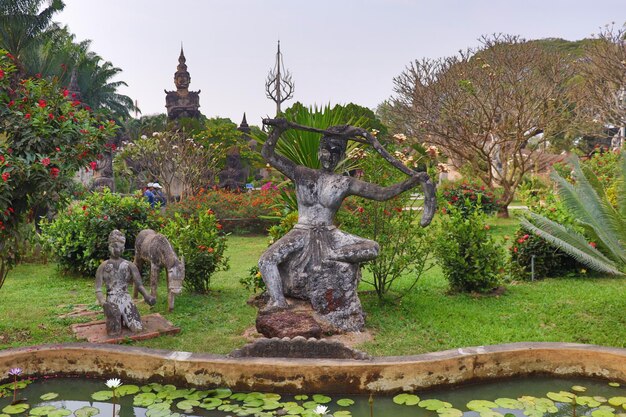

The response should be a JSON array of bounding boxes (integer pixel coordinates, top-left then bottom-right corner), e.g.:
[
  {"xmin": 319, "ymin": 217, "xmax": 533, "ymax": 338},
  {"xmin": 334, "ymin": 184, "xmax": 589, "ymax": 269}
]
[
  {"xmin": 433, "ymin": 202, "xmax": 506, "ymax": 293},
  {"xmin": 167, "ymin": 188, "xmax": 281, "ymax": 234},
  {"xmin": 438, "ymin": 180, "xmax": 501, "ymax": 216},
  {"xmin": 40, "ymin": 189, "xmax": 159, "ymax": 276},
  {"xmin": 509, "ymin": 228, "xmax": 581, "ymax": 280},
  {"xmin": 161, "ymin": 210, "xmax": 229, "ymax": 294}
]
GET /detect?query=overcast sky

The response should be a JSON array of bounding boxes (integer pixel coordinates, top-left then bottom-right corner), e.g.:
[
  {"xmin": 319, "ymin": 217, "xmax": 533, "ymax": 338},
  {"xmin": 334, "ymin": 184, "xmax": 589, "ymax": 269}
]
[{"xmin": 56, "ymin": 0, "xmax": 623, "ymax": 126}]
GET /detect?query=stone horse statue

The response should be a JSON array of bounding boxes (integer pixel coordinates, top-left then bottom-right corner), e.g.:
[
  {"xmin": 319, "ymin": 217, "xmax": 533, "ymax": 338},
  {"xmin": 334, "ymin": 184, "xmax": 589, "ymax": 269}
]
[{"xmin": 133, "ymin": 229, "xmax": 185, "ymax": 311}]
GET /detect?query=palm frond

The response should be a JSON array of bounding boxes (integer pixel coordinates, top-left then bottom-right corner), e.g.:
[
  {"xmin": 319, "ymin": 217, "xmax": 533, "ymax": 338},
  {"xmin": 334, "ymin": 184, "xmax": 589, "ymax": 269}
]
[{"xmin": 521, "ymin": 213, "xmax": 623, "ymax": 275}]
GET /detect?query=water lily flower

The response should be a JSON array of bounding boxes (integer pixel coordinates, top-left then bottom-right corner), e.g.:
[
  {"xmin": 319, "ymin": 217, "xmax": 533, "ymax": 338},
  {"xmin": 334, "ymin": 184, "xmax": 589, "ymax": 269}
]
[
  {"xmin": 8, "ymin": 368, "xmax": 22, "ymax": 376},
  {"xmin": 106, "ymin": 378, "xmax": 122, "ymax": 389},
  {"xmin": 314, "ymin": 405, "xmax": 329, "ymax": 415}
]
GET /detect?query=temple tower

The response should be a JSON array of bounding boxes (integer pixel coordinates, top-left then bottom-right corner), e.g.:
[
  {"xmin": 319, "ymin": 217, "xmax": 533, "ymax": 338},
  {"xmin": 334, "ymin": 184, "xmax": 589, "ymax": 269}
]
[{"xmin": 164, "ymin": 46, "xmax": 201, "ymax": 120}]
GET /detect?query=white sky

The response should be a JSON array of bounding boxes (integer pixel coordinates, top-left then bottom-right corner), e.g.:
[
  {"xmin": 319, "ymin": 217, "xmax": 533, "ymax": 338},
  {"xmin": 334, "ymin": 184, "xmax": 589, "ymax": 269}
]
[{"xmin": 56, "ymin": 0, "xmax": 623, "ymax": 126}]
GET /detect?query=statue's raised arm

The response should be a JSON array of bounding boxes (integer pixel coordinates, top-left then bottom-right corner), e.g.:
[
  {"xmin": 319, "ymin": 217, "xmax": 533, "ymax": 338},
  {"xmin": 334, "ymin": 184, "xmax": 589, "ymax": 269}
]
[
  {"xmin": 347, "ymin": 128, "xmax": 437, "ymax": 227},
  {"xmin": 261, "ymin": 118, "xmax": 297, "ymax": 180}
]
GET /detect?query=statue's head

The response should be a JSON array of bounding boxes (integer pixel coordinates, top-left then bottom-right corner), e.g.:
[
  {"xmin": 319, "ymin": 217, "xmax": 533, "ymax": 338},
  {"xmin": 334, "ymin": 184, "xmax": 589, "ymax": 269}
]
[
  {"xmin": 108, "ymin": 229, "xmax": 125, "ymax": 258},
  {"xmin": 319, "ymin": 126, "xmax": 349, "ymax": 172}
]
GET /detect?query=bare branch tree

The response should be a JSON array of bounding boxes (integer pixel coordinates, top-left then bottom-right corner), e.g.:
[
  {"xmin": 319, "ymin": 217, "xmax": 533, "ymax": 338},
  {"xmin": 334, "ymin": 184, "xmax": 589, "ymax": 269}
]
[{"xmin": 390, "ymin": 35, "xmax": 575, "ymax": 217}]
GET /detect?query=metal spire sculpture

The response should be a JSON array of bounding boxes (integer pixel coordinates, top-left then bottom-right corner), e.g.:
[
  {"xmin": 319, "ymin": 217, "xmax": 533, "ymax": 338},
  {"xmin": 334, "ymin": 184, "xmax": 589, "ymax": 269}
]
[{"xmin": 265, "ymin": 40, "xmax": 294, "ymax": 116}]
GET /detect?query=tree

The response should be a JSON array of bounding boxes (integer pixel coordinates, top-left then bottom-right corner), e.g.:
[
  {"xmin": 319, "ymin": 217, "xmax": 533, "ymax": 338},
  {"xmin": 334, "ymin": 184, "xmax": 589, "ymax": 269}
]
[
  {"xmin": 0, "ymin": 0, "xmax": 65, "ymax": 76},
  {"xmin": 575, "ymin": 24, "xmax": 626, "ymax": 142},
  {"xmin": 116, "ymin": 130, "xmax": 224, "ymax": 202},
  {"xmin": 0, "ymin": 49, "xmax": 115, "ymax": 289},
  {"xmin": 390, "ymin": 35, "xmax": 576, "ymax": 217}
]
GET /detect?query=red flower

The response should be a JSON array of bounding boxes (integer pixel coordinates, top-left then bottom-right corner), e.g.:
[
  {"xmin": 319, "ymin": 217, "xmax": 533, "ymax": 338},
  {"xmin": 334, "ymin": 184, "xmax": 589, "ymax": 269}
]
[
  {"xmin": 80, "ymin": 129, "xmax": 89, "ymax": 134},
  {"xmin": 38, "ymin": 99, "xmax": 46, "ymax": 107},
  {"xmin": 35, "ymin": 73, "xmax": 42, "ymax": 79},
  {"xmin": 484, "ymin": 224, "xmax": 490, "ymax": 230},
  {"xmin": 71, "ymin": 93, "xmax": 76, "ymax": 98},
  {"xmin": 207, "ymin": 247, "xmax": 214, "ymax": 253},
  {"xmin": 1, "ymin": 172, "xmax": 9, "ymax": 181},
  {"xmin": 216, "ymin": 223, "xmax": 223, "ymax": 230},
  {"xmin": 55, "ymin": 147, "xmax": 60, "ymax": 152},
  {"xmin": 41, "ymin": 157, "xmax": 51, "ymax": 166},
  {"xmin": 103, "ymin": 215, "xmax": 109, "ymax": 221},
  {"xmin": 49, "ymin": 167, "xmax": 60, "ymax": 178},
  {"xmin": 48, "ymin": 113, "xmax": 54, "ymax": 120},
  {"xmin": 85, "ymin": 105, "xmax": 91, "ymax": 111},
  {"xmin": 63, "ymin": 89, "xmax": 69, "ymax": 97},
  {"xmin": 589, "ymin": 242, "xmax": 597, "ymax": 248},
  {"xmin": 357, "ymin": 207, "xmax": 364, "ymax": 213},
  {"xmin": 0, "ymin": 156, "xmax": 4, "ymax": 164},
  {"xmin": 517, "ymin": 238, "xmax": 525, "ymax": 244},
  {"xmin": 24, "ymin": 113, "xmax": 31, "ymax": 119},
  {"xmin": 513, "ymin": 247, "xmax": 518, "ymax": 253},
  {"xmin": 89, "ymin": 161, "xmax": 97, "ymax": 170},
  {"xmin": 0, "ymin": 69, "xmax": 4, "ymax": 79},
  {"xmin": 6, "ymin": 53, "xmax": 14, "ymax": 60},
  {"xmin": 82, "ymin": 205, "xmax": 87, "ymax": 211},
  {"xmin": 523, "ymin": 234, "xmax": 529, "ymax": 239},
  {"xmin": 7, "ymin": 100, "xmax": 14, "ymax": 107},
  {"xmin": 8, "ymin": 207, "xmax": 14, "ymax": 213}
]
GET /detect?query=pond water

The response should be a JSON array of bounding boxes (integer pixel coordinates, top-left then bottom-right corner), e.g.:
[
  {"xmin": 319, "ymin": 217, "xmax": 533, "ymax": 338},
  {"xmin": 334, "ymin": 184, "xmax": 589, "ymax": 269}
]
[{"xmin": 1, "ymin": 376, "xmax": 625, "ymax": 417}]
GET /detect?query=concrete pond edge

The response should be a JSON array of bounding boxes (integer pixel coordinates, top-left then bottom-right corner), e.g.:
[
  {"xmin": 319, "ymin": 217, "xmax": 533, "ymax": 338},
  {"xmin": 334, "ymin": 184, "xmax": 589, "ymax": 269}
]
[{"xmin": 1, "ymin": 342, "xmax": 625, "ymax": 394}]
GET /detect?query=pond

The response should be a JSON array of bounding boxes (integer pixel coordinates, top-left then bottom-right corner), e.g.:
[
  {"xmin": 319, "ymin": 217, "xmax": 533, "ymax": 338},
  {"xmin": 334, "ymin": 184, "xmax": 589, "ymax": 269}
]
[{"xmin": 1, "ymin": 376, "xmax": 625, "ymax": 417}]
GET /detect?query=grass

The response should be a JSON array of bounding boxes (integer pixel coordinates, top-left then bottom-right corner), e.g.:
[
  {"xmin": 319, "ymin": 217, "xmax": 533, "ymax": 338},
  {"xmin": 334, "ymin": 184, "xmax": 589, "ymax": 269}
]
[{"xmin": 1, "ymin": 219, "xmax": 624, "ymax": 355}]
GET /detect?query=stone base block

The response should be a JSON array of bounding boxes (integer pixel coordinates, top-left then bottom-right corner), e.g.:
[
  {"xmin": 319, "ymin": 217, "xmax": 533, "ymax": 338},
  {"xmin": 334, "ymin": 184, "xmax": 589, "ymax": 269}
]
[{"xmin": 71, "ymin": 313, "xmax": 179, "ymax": 344}]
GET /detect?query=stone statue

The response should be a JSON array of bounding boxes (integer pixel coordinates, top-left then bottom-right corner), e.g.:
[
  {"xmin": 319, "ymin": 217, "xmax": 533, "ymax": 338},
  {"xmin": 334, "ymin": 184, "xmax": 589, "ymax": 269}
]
[
  {"xmin": 218, "ymin": 146, "xmax": 249, "ymax": 191},
  {"xmin": 258, "ymin": 118, "xmax": 436, "ymax": 332},
  {"xmin": 95, "ymin": 230, "xmax": 156, "ymax": 336},
  {"xmin": 164, "ymin": 46, "xmax": 201, "ymax": 120},
  {"xmin": 134, "ymin": 229, "xmax": 185, "ymax": 312}
]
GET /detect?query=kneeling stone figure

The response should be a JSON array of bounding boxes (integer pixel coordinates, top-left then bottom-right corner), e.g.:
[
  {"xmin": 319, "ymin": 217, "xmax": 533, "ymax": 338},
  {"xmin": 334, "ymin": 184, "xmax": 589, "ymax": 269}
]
[{"xmin": 95, "ymin": 229, "xmax": 156, "ymax": 336}]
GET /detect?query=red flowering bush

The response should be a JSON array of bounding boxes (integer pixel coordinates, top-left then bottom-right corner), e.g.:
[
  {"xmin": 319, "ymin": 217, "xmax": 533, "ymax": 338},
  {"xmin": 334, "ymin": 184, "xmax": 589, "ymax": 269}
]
[
  {"xmin": 0, "ymin": 49, "xmax": 115, "ymax": 287},
  {"xmin": 438, "ymin": 180, "xmax": 502, "ymax": 217},
  {"xmin": 509, "ymin": 227, "xmax": 582, "ymax": 280},
  {"xmin": 166, "ymin": 188, "xmax": 281, "ymax": 234}
]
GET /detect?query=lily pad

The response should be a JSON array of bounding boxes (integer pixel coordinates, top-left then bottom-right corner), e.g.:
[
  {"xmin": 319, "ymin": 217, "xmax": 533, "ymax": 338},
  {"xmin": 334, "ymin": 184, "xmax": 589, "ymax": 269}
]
[
  {"xmin": 393, "ymin": 393, "xmax": 420, "ymax": 406},
  {"xmin": 91, "ymin": 390, "xmax": 113, "ymax": 401},
  {"xmin": 175, "ymin": 400, "xmax": 199, "ymax": 411},
  {"xmin": 596, "ymin": 397, "xmax": 610, "ymax": 403},
  {"xmin": 546, "ymin": 391, "xmax": 575, "ymax": 403},
  {"xmin": 48, "ymin": 409, "xmax": 71, "ymax": 417},
  {"xmin": 116, "ymin": 385, "xmax": 139, "ymax": 397},
  {"xmin": 419, "ymin": 399, "xmax": 452, "ymax": 411},
  {"xmin": 30, "ymin": 406, "xmax": 58, "ymax": 416},
  {"xmin": 467, "ymin": 400, "xmax": 498, "ymax": 412},
  {"xmin": 40, "ymin": 393, "xmax": 59, "ymax": 401},
  {"xmin": 134, "ymin": 392, "xmax": 158, "ymax": 407},
  {"xmin": 211, "ymin": 388, "xmax": 232, "ymax": 399},
  {"xmin": 312, "ymin": 394, "xmax": 332, "ymax": 404},
  {"xmin": 494, "ymin": 398, "xmax": 524, "ymax": 410},
  {"xmin": 609, "ymin": 398, "xmax": 626, "ymax": 407},
  {"xmin": 3, "ymin": 404, "xmax": 30, "ymax": 415},
  {"xmin": 73, "ymin": 407, "xmax": 99, "ymax": 417},
  {"xmin": 577, "ymin": 396, "xmax": 601, "ymax": 407},
  {"xmin": 198, "ymin": 398, "xmax": 222, "ymax": 409},
  {"xmin": 438, "ymin": 408, "xmax": 464, "ymax": 417},
  {"xmin": 334, "ymin": 411, "xmax": 352, "ymax": 417},
  {"xmin": 336, "ymin": 399, "xmax": 355, "ymax": 407},
  {"xmin": 572, "ymin": 386, "xmax": 587, "ymax": 393},
  {"xmin": 609, "ymin": 383, "xmax": 621, "ymax": 388},
  {"xmin": 302, "ymin": 401, "xmax": 320, "ymax": 409},
  {"xmin": 261, "ymin": 401, "xmax": 282, "ymax": 410},
  {"xmin": 294, "ymin": 395, "xmax": 309, "ymax": 401},
  {"xmin": 592, "ymin": 410, "xmax": 616, "ymax": 417},
  {"xmin": 283, "ymin": 404, "xmax": 305, "ymax": 414}
]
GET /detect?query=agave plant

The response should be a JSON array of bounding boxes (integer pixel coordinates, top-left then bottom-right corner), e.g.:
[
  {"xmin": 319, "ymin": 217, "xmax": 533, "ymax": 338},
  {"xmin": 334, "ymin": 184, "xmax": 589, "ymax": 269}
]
[{"xmin": 520, "ymin": 155, "xmax": 626, "ymax": 275}]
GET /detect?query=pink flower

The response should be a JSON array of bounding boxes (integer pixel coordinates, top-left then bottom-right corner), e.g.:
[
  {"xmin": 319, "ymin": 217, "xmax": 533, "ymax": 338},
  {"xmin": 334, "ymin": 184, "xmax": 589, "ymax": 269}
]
[
  {"xmin": 63, "ymin": 89, "xmax": 69, "ymax": 97},
  {"xmin": 0, "ymin": 69, "xmax": 4, "ymax": 79},
  {"xmin": 41, "ymin": 157, "xmax": 51, "ymax": 166},
  {"xmin": 89, "ymin": 161, "xmax": 97, "ymax": 170},
  {"xmin": 50, "ymin": 167, "xmax": 60, "ymax": 178}
]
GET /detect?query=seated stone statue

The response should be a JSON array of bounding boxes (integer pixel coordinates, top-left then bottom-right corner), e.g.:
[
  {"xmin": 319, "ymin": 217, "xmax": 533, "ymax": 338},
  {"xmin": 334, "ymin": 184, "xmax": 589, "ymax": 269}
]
[
  {"xmin": 258, "ymin": 119, "xmax": 436, "ymax": 332},
  {"xmin": 95, "ymin": 230, "xmax": 156, "ymax": 336}
]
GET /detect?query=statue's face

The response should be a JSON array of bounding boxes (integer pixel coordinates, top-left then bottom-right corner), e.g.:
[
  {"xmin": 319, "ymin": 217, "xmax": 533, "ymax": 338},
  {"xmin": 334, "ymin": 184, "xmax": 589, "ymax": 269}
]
[
  {"xmin": 318, "ymin": 143, "xmax": 342, "ymax": 172},
  {"xmin": 175, "ymin": 74, "xmax": 190, "ymax": 89},
  {"xmin": 109, "ymin": 239, "xmax": 124, "ymax": 258}
]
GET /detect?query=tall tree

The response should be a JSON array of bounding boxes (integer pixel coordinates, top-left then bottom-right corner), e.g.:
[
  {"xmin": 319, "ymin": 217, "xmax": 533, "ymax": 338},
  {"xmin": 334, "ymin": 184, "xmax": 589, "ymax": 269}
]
[
  {"xmin": 0, "ymin": 0, "xmax": 64, "ymax": 76},
  {"xmin": 390, "ymin": 35, "xmax": 575, "ymax": 216},
  {"xmin": 576, "ymin": 24, "xmax": 626, "ymax": 142}
]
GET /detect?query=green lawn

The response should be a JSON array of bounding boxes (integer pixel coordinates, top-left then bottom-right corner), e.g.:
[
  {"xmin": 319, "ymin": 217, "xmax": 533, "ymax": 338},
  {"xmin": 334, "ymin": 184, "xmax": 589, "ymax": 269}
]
[{"xmin": 1, "ymin": 222, "xmax": 624, "ymax": 355}]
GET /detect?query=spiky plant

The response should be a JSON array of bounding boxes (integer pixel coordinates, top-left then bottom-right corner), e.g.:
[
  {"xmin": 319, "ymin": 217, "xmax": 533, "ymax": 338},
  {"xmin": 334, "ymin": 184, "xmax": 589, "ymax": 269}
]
[{"xmin": 520, "ymin": 155, "xmax": 626, "ymax": 275}]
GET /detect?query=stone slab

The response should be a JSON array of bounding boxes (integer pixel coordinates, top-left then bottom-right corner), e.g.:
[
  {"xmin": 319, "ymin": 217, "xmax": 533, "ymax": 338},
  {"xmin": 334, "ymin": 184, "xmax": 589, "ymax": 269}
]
[{"xmin": 71, "ymin": 313, "xmax": 179, "ymax": 344}]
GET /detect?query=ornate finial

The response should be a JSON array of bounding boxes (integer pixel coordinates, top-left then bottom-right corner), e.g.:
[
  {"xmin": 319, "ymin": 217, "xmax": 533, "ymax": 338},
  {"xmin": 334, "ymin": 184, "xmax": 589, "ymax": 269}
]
[
  {"xmin": 67, "ymin": 67, "xmax": 82, "ymax": 101},
  {"xmin": 174, "ymin": 44, "xmax": 190, "ymax": 91},
  {"xmin": 265, "ymin": 40, "xmax": 294, "ymax": 116}
]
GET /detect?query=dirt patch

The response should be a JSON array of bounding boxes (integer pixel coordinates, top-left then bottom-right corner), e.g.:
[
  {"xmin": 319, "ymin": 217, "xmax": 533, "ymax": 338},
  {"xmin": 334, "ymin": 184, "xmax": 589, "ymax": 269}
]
[{"xmin": 0, "ymin": 329, "xmax": 32, "ymax": 344}]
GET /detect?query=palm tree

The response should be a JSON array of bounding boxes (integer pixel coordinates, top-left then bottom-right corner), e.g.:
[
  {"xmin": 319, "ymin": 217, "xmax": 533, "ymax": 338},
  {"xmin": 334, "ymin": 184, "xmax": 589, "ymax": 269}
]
[
  {"xmin": 520, "ymin": 155, "xmax": 626, "ymax": 275},
  {"xmin": 0, "ymin": 0, "xmax": 65, "ymax": 76}
]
